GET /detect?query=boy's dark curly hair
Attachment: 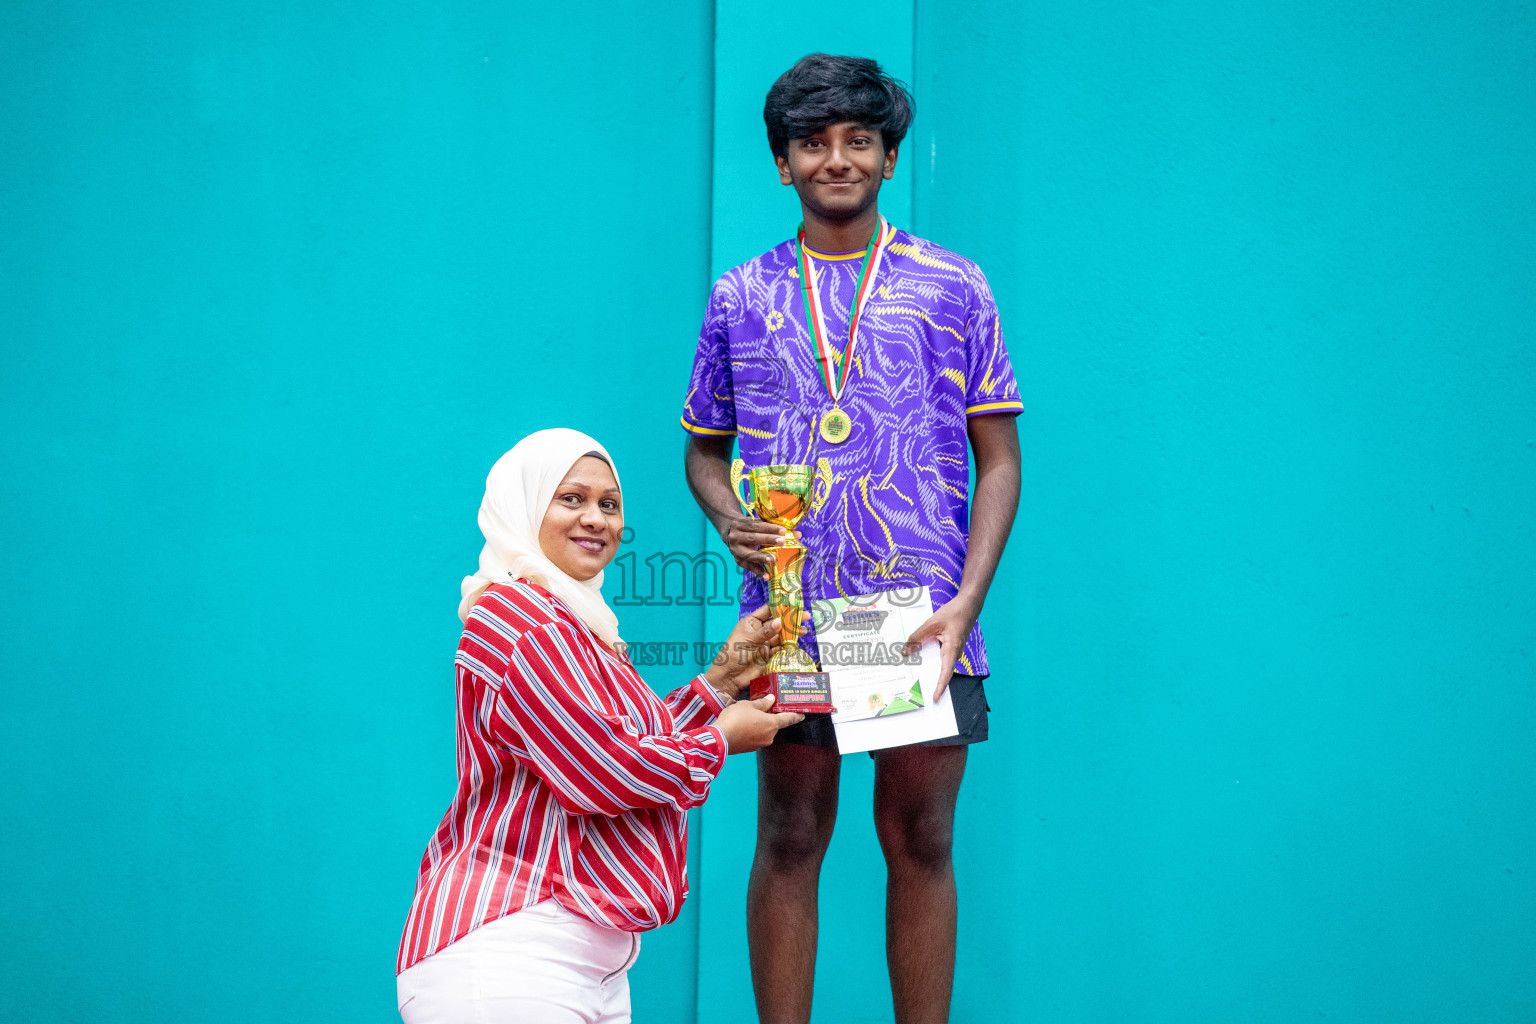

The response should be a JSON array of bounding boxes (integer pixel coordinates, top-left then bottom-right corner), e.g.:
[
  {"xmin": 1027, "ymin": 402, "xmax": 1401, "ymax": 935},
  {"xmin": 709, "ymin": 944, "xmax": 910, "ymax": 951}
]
[{"xmin": 763, "ymin": 54, "xmax": 915, "ymax": 159}]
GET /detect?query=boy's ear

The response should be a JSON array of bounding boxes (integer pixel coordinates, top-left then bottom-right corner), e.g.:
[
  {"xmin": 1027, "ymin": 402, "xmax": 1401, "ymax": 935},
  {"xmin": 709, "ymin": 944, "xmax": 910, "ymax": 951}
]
[
  {"xmin": 883, "ymin": 145, "xmax": 900, "ymax": 181},
  {"xmin": 775, "ymin": 155, "xmax": 794, "ymax": 186}
]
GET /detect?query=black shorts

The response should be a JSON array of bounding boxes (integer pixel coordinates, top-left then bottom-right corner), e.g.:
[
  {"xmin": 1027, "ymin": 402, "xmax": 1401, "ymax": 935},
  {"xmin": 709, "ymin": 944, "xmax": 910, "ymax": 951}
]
[{"xmin": 775, "ymin": 673, "xmax": 990, "ymax": 753}]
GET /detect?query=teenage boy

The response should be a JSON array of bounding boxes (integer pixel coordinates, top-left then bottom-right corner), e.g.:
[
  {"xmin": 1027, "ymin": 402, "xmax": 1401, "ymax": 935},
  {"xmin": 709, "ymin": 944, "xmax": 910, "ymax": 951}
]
[{"xmin": 680, "ymin": 54, "xmax": 1022, "ymax": 1024}]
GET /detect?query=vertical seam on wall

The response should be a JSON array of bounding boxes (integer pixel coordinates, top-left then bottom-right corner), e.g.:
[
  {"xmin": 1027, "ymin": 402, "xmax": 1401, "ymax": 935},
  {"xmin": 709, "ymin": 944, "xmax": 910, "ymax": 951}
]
[
  {"xmin": 693, "ymin": 1, "xmax": 717, "ymax": 1021},
  {"xmin": 702, "ymin": 0, "xmax": 716, "ymax": 676},
  {"xmin": 911, "ymin": 0, "xmax": 920, "ymax": 233}
]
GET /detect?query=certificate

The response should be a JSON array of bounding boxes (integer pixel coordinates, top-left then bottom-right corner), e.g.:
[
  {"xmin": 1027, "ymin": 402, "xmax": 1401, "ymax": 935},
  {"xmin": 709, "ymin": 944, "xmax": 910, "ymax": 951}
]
[{"xmin": 810, "ymin": 587, "xmax": 961, "ymax": 754}]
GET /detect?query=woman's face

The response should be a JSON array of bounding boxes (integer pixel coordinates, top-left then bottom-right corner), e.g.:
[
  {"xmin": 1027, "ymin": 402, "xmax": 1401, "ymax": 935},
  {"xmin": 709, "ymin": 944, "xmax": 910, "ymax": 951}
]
[{"xmin": 538, "ymin": 455, "xmax": 623, "ymax": 581}]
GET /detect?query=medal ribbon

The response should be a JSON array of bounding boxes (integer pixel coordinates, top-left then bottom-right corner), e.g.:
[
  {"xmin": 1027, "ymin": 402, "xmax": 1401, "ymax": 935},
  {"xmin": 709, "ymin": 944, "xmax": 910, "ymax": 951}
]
[{"xmin": 797, "ymin": 216, "xmax": 894, "ymax": 403}]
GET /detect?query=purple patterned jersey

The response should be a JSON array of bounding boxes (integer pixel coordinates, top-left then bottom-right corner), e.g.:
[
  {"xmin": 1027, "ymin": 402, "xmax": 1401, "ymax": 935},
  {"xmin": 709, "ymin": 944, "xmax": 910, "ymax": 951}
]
[{"xmin": 682, "ymin": 228, "xmax": 1022, "ymax": 677}]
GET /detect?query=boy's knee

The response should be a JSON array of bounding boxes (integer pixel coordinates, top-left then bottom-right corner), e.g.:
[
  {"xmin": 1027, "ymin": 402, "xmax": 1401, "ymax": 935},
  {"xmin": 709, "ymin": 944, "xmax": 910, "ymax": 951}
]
[
  {"xmin": 757, "ymin": 793, "xmax": 837, "ymax": 869},
  {"xmin": 876, "ymin": 804, "xmax": 955, "ymax": 873}
]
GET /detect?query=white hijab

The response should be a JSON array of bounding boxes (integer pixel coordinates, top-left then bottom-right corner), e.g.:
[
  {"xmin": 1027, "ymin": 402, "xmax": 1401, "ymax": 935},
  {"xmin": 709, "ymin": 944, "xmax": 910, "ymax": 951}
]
[{"xmin": 458, "ymin": 428, "xmax": 624, "ymax": 649}]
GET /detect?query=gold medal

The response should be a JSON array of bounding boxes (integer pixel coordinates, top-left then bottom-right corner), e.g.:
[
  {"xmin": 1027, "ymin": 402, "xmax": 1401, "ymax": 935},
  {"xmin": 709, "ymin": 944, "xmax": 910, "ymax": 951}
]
[
  {"xmin": 798, "ymin": 218, "xmax": 893, "ymax": 452},
  {"xmin": 820, "ymin": 407, "xmax": 853, "ymax": 444}
]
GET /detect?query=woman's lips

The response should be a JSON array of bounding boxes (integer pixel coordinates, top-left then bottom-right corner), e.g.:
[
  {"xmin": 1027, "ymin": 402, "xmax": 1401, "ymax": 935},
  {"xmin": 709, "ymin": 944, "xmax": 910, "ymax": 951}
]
[{"xmin": 571, "ymin": 537, "xmax": 606, "ymax": 553}]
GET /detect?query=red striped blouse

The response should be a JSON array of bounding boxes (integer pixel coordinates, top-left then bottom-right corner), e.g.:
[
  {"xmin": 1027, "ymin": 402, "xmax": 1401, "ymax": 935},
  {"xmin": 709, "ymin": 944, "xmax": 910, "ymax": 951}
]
[{"xmin": 396, "ymin": 581, "xmax": 729, "ymax": 973}]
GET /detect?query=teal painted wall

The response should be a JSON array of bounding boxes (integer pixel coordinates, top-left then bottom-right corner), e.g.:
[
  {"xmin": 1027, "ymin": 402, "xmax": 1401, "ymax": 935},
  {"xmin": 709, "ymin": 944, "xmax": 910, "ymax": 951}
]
[
  {"xmin": 917, "ymin": 2, "xmax": 1536, "ymax": 1022},
  {"xmin": 0, "ymin": 2, "xmax": 713, "ymax": 1020},
  {"xmin": 3, "ymin": 2, "xmax": 1534, "ymax": 1023}
]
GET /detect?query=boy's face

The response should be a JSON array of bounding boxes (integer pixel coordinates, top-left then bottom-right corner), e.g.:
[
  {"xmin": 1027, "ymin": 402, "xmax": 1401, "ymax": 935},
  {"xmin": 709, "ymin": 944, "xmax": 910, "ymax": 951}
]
[{"xmin": 776, "ymin": 122, "xmax": 898, "ymax": 224}]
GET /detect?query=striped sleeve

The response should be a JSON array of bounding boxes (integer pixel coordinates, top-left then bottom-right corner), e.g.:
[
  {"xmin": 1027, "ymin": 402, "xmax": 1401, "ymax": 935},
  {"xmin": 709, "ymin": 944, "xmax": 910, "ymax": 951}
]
[
  {"xmin": 664, "ymin": 674, "xmax": 731, "ymax": 732},
  {"xmin": 491, "ymin": 623, "xmax": 727, "ymax": 817}
]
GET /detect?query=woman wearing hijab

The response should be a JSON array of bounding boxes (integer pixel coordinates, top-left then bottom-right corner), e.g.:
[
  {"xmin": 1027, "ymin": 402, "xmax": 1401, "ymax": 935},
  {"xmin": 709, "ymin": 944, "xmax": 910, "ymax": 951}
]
[{"xmin": 396, "ymin": 428, "xmax": 800, "ymax": 1024}]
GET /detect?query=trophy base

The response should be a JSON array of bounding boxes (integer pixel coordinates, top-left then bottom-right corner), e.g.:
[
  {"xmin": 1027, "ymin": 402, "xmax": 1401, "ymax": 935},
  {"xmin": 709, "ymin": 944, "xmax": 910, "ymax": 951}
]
[{"xmin": 750, "ymin": 670, "xmax": 835, "ymax": 715}]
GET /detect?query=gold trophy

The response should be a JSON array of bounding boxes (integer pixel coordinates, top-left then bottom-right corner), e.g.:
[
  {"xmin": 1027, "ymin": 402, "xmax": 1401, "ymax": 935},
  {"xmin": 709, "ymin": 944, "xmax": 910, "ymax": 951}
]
[{"xmin": 730, "ymin": 458, "xmax": 837, "ymax": 714}]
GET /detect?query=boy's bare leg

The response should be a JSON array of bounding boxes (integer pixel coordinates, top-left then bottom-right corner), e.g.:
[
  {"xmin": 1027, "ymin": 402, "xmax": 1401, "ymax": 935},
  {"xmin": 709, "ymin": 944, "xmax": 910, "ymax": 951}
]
[
  {"xmin": 747, "ymin": 741, "xmax": 842, "ymax": 1024},
  {"xmin": 873, "ymin": 744, "xmax": 968, "ymax": 1024}
]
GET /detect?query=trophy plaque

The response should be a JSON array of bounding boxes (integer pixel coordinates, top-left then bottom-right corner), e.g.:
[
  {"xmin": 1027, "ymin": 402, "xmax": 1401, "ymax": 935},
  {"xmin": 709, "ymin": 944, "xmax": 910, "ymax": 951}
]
[{"xmin": 730, "ymin": 459, "xmax": 837, "ymax": 714}]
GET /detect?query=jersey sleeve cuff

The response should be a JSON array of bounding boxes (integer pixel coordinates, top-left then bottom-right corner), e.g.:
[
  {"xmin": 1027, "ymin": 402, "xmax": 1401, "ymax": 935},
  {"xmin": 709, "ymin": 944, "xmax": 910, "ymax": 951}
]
[
  {"xmin": 681, "ymin": 415, "xmax": 737, "ymax": 437},
  {"xmin": 964, "ymin": 400, "xmax": 1024, "ymax": 416}
]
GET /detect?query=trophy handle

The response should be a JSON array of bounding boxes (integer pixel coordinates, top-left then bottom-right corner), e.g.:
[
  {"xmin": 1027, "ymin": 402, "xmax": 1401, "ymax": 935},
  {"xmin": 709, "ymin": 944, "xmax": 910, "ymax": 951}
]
[
  {"xmin": 812, "ymin": 458, "xmax": 834, "ymax": 511},
  {"xmin": 730, "ymin": 458, "xmax": 756, "ymax": 517}
]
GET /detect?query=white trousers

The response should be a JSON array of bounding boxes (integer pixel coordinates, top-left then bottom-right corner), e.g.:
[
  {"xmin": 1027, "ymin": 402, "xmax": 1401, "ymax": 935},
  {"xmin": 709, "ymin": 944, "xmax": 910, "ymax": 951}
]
[{"xmin": 397, "ymin": 900, "xmax": 640, "ymax": 1024}]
